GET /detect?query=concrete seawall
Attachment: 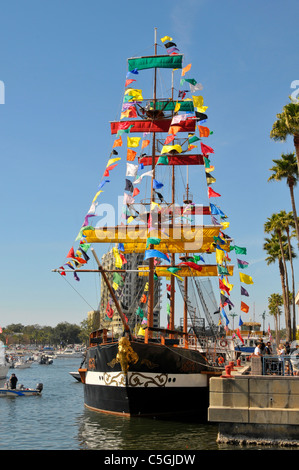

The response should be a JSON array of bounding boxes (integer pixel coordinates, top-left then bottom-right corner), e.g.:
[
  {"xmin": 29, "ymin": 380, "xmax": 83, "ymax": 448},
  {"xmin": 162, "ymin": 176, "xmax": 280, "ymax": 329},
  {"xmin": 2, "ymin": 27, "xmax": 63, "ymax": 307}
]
[{"xmin": 208, "ymin": 363, "xmax": 299, "ymax": 447}]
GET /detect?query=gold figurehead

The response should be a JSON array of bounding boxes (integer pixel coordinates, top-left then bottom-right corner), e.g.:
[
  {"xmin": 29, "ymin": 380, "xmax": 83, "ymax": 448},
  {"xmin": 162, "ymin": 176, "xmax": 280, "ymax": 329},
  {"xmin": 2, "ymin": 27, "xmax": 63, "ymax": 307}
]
[{"xmin": 116, "ymin": 337, "xmax": 139, "ymax": 375}]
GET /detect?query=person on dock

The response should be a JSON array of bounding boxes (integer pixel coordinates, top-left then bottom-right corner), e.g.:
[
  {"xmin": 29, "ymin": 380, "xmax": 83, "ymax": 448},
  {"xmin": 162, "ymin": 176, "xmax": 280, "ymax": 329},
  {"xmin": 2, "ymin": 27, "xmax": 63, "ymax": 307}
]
[
  {"xmin": 264, "ymin": 342, "xmax": 273, "ymax": 355},
  {"xmin": 9, "ymin": 373, "xmax": 18, "ymax": 389},
  {"xmin": 253, "ymin": 342, "xmax": 263, "ymax": 356}
]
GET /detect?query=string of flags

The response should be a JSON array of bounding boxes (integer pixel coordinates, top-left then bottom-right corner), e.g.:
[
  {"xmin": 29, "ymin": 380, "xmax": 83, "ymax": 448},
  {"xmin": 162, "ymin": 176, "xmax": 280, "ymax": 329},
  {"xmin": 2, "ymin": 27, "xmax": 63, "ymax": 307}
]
[{"xmin": 56, "ymin": 33, "xmax": 254, "ymax": 336}]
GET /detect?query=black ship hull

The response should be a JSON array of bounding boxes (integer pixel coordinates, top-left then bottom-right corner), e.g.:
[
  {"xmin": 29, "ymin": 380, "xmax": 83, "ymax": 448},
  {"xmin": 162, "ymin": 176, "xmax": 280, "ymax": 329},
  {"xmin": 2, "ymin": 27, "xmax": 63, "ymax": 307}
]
[{"xmin": 82, "ymin": 339, "xmax": 211, "ymax": 421}]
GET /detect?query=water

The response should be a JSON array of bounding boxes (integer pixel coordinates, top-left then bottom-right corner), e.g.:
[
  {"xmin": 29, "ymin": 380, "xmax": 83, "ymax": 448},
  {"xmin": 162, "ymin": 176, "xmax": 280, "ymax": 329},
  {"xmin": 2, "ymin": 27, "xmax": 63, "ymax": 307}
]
[{"xmin": 0, "ymin": 359, "xmax": 284, "ymax": 451}]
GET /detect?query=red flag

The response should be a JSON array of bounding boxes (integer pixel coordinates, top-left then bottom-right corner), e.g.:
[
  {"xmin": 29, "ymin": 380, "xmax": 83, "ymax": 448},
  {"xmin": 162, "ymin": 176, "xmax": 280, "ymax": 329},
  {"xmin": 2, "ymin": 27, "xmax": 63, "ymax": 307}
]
[
  {"xmin": 66, "ymin": 247, "xmax": 75, "ymax": 259},
  {"xmin": 208, "ymin": 187, "xmax": 221, "ymax": 198},
  {"xmin": 125, "ymin": 79, "xmax": 136, "ymax": 87},
  {"xmin": 201, "ymin": 142, "xmax": 214, "ymax": 155},
  {"xmin": 103, "ymin": 163, "xmax": 118, "ymax": 176},
  {"xmin": 59, "ymin": 266, "xmax": 66, "ymax": 276},
  {"xmin": 236, "ymin": 328, "xmax": 244, "ymax": 344},
  {"xmin": 179, "ymin": 261, "xmax": 202, "ymax": 272},
  {"xmin": 165, "ymin": 135, "xmax": 175, "ymax": 144},
  {"xmin": 219, "ymin": 279, "xmax": 230, "ymax": 295},
  {"xmin": 106, "ymin": 302, "xmax": 114, "ymax": 318},
  {"xmin": 133, "ymin": 187, "xmax": 140, "ymax": 197}
]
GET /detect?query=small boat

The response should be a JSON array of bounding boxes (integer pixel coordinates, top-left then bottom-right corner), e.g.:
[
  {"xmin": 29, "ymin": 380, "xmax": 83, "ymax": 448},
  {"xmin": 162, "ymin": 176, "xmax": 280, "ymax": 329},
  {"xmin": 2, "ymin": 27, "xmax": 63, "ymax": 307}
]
[
  {"xmin": 39, "ymin": 354, "xmax": 53, "ymax": 365},
  {"xmin": 69, "ymin": 371, "xmax": 82, "ymax": 382},
  {"xmin": 13, "ymin": 359, "xmax": 32, "ymax": 369},
  {"xmin": 56, "ymin": 348, "xmax": 84, "ymax": 358},
  {"xmin": 0, "ymin": 383, "xmax": 43, "ymax": 397}
]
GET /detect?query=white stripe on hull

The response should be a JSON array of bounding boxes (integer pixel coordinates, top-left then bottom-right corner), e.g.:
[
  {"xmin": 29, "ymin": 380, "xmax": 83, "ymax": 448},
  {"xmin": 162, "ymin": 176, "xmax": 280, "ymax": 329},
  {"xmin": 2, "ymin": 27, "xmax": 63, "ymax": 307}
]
[{"xmin": 85, "ymin": 370, "xmax": 208, "ymax": 388}]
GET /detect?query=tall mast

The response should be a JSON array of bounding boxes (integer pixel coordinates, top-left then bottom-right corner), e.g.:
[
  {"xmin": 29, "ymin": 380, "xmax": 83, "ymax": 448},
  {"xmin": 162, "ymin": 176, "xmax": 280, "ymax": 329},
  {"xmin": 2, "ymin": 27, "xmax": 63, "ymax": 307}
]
[
  {"xmin": 169, "ymin": 69, "xmax": 175, "ymax": 336},
  {"xmin": 147, "ymin": 28, "xmax": 158, "ymax": 337}
]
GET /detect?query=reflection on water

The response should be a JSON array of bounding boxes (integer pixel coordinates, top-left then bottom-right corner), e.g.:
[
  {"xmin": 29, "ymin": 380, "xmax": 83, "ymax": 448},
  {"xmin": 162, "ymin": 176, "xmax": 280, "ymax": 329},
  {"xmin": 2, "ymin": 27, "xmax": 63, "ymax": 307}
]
[{"xmin": 77, "ymin": 409, "xmax": 220, "ymax": 450}]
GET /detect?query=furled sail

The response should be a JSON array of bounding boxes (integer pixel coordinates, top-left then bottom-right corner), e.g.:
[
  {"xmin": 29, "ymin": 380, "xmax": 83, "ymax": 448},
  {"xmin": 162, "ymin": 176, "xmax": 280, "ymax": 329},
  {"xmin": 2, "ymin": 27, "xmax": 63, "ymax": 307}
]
[{"xmin": 128, "ymin": 55, "xmax": 183, "ymax": 71}]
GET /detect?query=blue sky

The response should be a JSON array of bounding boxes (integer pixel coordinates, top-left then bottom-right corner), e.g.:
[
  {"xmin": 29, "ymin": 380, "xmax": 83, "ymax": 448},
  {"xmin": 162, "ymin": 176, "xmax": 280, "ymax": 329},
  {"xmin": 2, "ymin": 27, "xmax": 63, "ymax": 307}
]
[{"xmin": 0, "ymin": 0, "xmax": 298, "ymax": 331}]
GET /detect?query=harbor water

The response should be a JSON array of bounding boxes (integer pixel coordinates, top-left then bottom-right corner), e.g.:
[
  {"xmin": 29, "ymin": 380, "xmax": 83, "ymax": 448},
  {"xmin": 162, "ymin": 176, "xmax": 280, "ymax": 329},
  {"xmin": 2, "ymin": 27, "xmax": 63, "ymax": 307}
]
[{"xmin": 0, "ymin": 358, "xmax": 285, "ymax": 451}]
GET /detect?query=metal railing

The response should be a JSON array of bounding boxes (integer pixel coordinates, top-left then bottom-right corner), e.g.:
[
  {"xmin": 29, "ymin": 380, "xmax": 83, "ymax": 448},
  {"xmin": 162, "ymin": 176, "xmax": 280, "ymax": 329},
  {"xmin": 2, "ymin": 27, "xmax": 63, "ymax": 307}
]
[{"xmin": 262, "ymin": 355, "xmax": 299, "ymax": 376}]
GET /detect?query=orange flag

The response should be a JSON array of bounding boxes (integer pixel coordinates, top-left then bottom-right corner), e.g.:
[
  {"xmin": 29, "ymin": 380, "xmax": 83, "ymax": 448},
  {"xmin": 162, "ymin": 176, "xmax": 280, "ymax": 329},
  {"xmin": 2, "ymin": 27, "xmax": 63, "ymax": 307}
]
[
  {"xmin": 198, "ymin": 125, "xmax": 210, "ymax": 137},
  {"xmin": 182, "ymin": 63, "xmax": 191, "ymax": 76},
  {"xmin": 127, "ymin": 149, "xmax": 137, "ymax": 161},
  {"xmin": 142, "ymin": 139, "xmax": 150, "ymax": 149},
  {"xmin": 241, "ymin": 301, "xmax": 249, "ymax": 313},
  {"xmin": 113, "ymin": 137, "xmax": 123, "ymax": 148}
]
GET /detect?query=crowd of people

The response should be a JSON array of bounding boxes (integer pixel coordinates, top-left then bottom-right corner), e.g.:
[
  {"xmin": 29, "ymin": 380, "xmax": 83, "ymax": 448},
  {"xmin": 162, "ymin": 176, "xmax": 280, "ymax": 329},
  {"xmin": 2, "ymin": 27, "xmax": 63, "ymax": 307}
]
[{"xmin": 252, "ymin": 340, "xmax": 299, "ymax": 376}]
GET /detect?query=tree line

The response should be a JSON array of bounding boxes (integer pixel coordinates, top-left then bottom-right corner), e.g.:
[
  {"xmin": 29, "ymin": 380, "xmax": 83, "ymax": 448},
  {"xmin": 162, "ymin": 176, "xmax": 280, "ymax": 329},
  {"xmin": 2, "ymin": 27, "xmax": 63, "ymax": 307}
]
[
  {"xmin": 0, "ymin": 320, "xmax": 93, "ymax": 347},
  {"xmin": 265, "ymin": 99, "xmax": 299, "ymax": 343}
]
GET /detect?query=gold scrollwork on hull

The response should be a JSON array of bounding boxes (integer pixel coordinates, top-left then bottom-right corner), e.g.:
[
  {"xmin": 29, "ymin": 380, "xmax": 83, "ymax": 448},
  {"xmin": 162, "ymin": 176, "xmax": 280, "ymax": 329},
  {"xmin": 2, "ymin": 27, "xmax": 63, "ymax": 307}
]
[
  {"xmin": 128, "ymin": 372, "xmax": 168, "ymax": 388},
  {"xmin": 103, "ymin": 372, "xmax": 126, "ymax": 387}
]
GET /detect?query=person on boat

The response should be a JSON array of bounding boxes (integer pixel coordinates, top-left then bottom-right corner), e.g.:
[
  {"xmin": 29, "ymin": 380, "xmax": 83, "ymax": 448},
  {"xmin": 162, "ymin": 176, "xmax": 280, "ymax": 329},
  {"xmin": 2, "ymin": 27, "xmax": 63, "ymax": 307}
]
[{"xmin": 9, "ymin": 373, "xmax": 18, "ymax": 389}]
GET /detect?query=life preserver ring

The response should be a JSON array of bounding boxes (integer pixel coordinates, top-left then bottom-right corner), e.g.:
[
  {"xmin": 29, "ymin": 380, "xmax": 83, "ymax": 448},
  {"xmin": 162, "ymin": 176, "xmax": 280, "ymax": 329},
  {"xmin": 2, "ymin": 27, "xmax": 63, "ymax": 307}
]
[
  {"xmin": 218, "ymin": 356, "xmax": 225, "ymax": 364},
  {"xmin": 220, "ymin": 340, "xmax": 227, "ymax": 347}
]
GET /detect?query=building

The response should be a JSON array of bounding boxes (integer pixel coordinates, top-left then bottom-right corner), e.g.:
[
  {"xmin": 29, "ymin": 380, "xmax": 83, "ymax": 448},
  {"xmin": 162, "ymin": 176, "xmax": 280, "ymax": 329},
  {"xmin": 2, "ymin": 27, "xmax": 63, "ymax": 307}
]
[{"xmin": 98, "ymin": 249, "xmax": 161, "ymax": 335}]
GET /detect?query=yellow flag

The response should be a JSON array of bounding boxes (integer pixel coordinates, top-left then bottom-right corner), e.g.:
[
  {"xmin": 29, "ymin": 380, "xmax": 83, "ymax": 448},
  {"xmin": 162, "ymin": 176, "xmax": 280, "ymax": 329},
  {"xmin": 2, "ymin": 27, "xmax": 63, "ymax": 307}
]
[
  {"xmin": 151, "ymin": 201, "xmax": 161, "ymax": 211},
  {"xmin": 223, "ymin": 278, "xmax": 234, "ymax": 291},
  {"xmin": 174, "ymin": 102, "xmax": 181, "ymax": 113},
  {"xmin": 161, "ymin": 144, "xmax": 182, "ymax": 154},
  {"xmin": 92, "ymin": 190, "xmax": 103, "ymax": 203},
  {"xmin": 161, "ymin": 36, "xmax": 172, "ymax": 43},
  {"xmin": 221, "ymin": 222, "xmax": 230, "ymax": 230},
  {"xmin": 239, "ymin": 273, "xmax": 254, "ymax": 284},
  {"xmin": 192, "ymin": 95, "xmax": 204, "ymax": 108},
  {"xmin": 216, "ymin": 248, "xmax": 224, "ymax": 265},
  {"xmin": 125, "ymin": 88, "xmax": 143, "ymax": 101},
  {"xmin": 127, "ymin": 137, "xmax": 141, "ymax": 148},
  {"xmin": 113, "ymin": 247, "xmax": 123, "ymax": 268},
  {"xmin": 137, "ymin": 327, "xmax": 146, "ymax": 336},
  {"xmin": 192, "ymin": 95, "xmax": 208, "ymax": 113},
  {"xmin": 106, "ymin": 157, "xmax": 121, "ymax": 168}
]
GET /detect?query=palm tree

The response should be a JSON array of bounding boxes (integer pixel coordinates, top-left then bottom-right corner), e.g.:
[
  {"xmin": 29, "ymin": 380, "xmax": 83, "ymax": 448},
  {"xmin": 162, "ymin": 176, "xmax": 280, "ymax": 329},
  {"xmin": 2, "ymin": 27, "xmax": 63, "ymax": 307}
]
[
  {"xmin": 268, "ymin": 293, "xmax": 283, "ymax": 348},
  {"xmin": 276, "ymin": 210, "xmax": 297, "ymax": 338},
  {"xmin": 263, "ymin": 233, "xmax": 291, "ymax": 341},
  {"xmin": 270, "ymin": 101, "xmax": 299, "ymax": 171},
  {"xmin": 268, "ymin": 152, "xmax": 299, "ymax": 244}
]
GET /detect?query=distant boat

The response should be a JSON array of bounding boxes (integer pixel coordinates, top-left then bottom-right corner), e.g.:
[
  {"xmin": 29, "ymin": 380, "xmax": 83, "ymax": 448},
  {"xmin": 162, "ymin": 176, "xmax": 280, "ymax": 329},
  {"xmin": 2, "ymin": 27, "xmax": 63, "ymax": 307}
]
[
  {"xmin": 56, "ymin": 348, "xmax": 84, "ymax": 358},
  {"xmin": 13, "ymin": 359, "xmax": 32, "ymax": 369},
  {"xmin": 39, "ymin": 355, "xmax": 53, "ymax": 365}
]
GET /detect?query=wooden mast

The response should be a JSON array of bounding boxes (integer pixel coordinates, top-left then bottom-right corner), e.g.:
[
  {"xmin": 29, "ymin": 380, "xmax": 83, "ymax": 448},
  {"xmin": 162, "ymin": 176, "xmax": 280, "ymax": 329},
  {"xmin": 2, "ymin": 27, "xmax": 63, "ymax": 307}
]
[
  {"xmin": 147, "ymin": 27, "xmax": 158, "ymax": 338},
  {"xmin": 169, "ymin": 69, "xmax": 175, "ymax": 337}
]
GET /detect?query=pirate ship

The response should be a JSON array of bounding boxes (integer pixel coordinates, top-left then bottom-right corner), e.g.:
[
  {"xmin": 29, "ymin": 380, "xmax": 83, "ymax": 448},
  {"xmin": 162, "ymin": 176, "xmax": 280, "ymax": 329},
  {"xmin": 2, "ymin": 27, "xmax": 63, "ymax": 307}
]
[{"xmin": 54, "ymin": 29, "xmax": 254, "ymax": 420}]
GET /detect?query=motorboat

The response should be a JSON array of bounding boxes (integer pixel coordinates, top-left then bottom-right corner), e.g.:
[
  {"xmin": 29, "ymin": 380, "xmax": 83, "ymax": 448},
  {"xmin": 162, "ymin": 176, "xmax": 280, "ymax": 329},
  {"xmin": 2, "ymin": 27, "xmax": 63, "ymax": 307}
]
[
  {"xmin": 39, "ymin": 354, "xmax": 53, "ymax": 365},
  {"xmin": 69, "ymin": 371, "xmax": 81, "ymax": 382},
  {"xmin": 13, "ymin": 359, "xmax": 32, "ymax": 369},
  {"xmin": 0, "ymin": 383, "xmax": 43, "ymax": 397},
  {"xmin": 56, "ymin": 348, "xmax": 84, "ymax": 358}
]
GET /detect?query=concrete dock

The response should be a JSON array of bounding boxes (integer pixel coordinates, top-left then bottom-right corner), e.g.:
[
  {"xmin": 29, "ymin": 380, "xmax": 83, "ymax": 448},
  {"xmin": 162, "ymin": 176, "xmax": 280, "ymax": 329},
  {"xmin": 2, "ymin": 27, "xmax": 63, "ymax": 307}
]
[{"xmin": 208, "ymin": 357, "xmax": 299, "ymax": 447}]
